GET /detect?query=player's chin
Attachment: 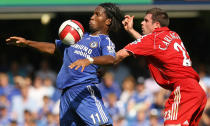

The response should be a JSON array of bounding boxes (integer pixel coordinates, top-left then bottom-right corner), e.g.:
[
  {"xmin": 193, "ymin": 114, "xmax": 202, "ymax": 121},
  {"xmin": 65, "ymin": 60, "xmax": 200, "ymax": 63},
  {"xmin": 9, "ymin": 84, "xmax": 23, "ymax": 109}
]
[
  {"xmin": 89, "ymin": 26, "xmax": 97, "ymax": 33},
  {"xmin": 141, "ymin": 29, "xmax": 145, "ymax": 34},
  {"xmin": 142, "ymin": 30, "xmax": 147, "ymax": 35}
]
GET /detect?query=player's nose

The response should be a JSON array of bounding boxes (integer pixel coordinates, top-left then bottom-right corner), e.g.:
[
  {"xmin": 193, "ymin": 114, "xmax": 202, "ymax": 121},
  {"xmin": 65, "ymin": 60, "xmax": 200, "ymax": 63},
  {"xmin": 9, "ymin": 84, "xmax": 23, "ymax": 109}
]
[{"xmin": 90, "ymin": 14, "xmax": 96, "ymax": 20}]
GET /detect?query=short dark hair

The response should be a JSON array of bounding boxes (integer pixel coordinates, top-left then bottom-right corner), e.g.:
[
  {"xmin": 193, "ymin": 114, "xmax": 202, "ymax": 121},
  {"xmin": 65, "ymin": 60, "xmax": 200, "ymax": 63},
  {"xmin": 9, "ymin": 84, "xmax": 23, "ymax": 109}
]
[
  {"xmin": 99, "ymin": 3, "xmax": 124, "ymax": 35},
  {"xmin": 146, "ymin": 8, "xmax": 169, "ymax": 27}
]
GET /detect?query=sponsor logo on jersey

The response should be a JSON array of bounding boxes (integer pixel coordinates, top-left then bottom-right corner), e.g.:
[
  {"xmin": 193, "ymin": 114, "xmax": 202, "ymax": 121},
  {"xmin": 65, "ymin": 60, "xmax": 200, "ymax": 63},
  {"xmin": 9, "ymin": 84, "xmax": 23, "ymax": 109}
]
[
  {"xmin": 107, "ymin": 45, "xmax": 115, "ymax": 53},
  {"xmin": 130, "ymin": 35, "xmax": 147, "ymax": 45},
  {"xmin": 71, "ymin": 43, "xmax": 93, "ymax": 58},
  {"xmin": 90, "ymin": 41, "xmax": 98, "ymax": 48},
  {"xmin": 131, "ymin": 39, "xmax": 140, "ymax": 44},
  {"xmin": 183, "ymin": 120, "xmax": 189, "ymax": 125}
]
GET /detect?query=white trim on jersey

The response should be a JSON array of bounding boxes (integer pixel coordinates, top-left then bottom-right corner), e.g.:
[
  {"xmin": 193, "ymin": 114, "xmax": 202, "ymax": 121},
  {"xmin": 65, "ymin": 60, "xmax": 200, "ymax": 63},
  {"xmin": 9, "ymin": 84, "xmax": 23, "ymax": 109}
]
[
  {"xmin": 106, "ymin": 37, "xmax": 115, "ymax": 53},
  {"xmin": 98, "ymin": 36, "xmax": 101, "ymax": 49},
  {"xmin": 170, "ymin": 86, "xmax": 181, "ymax": 120},
  {"xmin": 87, "ymin": 85, "xmax": 108, "ymax": 123},
  {"xmin": 106, "ymin": 37, "xmax": 111, "ymax": 46}
]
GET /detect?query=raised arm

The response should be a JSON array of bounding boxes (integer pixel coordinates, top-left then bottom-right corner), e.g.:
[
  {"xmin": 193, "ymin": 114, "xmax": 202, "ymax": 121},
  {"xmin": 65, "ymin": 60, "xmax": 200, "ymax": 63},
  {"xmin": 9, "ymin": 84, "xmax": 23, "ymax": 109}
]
[
  {"xmin": 122, "ymin": 15, "xmax": 142, "ymax": 39},
  {"xmin": 6, "ymin": 36, "xmax": 56, "ymax": 54}
]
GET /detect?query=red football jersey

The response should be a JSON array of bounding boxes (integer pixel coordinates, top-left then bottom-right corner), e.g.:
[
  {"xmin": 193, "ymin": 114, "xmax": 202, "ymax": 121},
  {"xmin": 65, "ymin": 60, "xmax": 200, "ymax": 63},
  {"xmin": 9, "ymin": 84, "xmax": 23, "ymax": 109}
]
[{"xmin": 124, "ymin": 27, "xmax": 199, "ymax": 90}]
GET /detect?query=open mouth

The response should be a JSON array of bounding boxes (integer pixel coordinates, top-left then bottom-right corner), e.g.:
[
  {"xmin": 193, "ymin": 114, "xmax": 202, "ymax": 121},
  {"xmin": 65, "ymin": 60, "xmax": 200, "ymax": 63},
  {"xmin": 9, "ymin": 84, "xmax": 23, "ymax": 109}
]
[{"xmin": 89, "ymin": 20, "xmax": 94, "ymax": 25}]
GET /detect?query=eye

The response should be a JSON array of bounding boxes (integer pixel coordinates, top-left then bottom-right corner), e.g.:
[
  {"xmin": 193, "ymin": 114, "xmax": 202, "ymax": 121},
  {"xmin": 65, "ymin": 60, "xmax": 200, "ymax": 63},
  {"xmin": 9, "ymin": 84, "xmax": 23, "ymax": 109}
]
[
  {"xmin": 144, "ymin": 19, "xmax": 148, "ymax": 22},
  {"xmin": 95, "ymin": 12, "xmax": 100, "ymax": 16}
]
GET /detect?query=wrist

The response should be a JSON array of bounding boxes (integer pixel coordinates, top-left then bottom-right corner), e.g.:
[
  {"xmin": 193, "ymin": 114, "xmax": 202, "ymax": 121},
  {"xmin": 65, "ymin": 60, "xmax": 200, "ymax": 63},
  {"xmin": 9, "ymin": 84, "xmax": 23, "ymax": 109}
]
[
  {"xmin": 87, "ymin": 57, "xmax": 94, "ymax": 64},
  {"xmin": 128, "ymin": 28, "xmax": 136, "ymax": 34},
  {"xmin": 24, "ymin": 40, "xmax": 30, "ymax": 46}
]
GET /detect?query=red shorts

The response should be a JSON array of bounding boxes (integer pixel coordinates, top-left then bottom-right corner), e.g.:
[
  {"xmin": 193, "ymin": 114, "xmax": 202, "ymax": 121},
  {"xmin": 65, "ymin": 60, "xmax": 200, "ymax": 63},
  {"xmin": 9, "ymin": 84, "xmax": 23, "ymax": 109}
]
[{"xmin": 164, "ymin": 78, "xmax": 207, "ymax": 126}]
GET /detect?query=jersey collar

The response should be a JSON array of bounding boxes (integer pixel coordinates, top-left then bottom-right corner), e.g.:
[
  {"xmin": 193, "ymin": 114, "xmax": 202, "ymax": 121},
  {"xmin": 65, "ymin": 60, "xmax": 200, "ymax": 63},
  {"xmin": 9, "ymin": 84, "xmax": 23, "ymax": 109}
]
[{"xmin": 153, "ymin": 27, "xmax": 170, "ymax": 32}]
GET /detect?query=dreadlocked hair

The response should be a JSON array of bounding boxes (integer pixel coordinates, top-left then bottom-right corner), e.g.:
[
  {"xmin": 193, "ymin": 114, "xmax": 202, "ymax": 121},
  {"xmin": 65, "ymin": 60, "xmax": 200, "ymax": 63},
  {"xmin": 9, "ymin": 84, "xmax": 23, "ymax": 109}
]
[{"xmin": 99, "ymin": 3, "xmax": 124, "ymax": 41}]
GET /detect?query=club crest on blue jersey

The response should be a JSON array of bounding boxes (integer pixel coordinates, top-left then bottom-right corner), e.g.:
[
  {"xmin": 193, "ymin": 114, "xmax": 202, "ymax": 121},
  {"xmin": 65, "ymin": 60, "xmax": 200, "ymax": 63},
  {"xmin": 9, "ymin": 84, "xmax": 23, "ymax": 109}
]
[{"xmin": 90, "ymin": 41, "xmax": 98, "ymax": 48}]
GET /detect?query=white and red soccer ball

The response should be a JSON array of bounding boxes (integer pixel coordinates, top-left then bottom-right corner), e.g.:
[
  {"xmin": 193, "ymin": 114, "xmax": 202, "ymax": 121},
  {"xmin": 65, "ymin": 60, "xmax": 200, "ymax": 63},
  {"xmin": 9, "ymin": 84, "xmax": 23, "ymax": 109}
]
[{"xmin": 58, "ymin": 20, "xmax": 84, "ymax": 45}]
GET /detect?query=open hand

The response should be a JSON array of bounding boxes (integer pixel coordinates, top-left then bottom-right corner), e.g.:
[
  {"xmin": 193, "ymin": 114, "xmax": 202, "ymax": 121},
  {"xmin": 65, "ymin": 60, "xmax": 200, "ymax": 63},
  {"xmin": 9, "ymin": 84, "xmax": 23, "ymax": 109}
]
[
  {"xmin": 6, "ymin": 36, "xmax": 28, "ymax": 47},
  {"xmin": 69, "ymin": 59, "xmax": 91, "ymax": 72},
  {"xmin": 122, "ymin": 15, "xmax": 134, "ymax": 32}
]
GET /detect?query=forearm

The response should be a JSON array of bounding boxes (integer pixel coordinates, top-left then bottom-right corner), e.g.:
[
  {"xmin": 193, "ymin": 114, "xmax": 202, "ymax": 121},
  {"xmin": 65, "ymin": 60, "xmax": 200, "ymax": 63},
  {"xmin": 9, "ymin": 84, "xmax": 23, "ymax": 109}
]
[
  {"xmin": 69, "ymin": 55, "xmax": 115, "ymax": 72},
  {"xmin": 26, "ymin": 40, "xmax": 56, "ymax": 54},
  {"xmin": 114, "ymin": 49, "xmax": 131, "ymax": 65},
  {"xmin": 122, "ymin": 15, "xmax": 141, "ymax": 39},
  {"xmin": 114, "ymin": 54, "xmax": 125, "ymax": 65},
  {"xmin": 92, "ymin": 55, "xmax": 115, "ymax": 65},
  {"xmin": 127, "ymin": 28, "xmax": 142, "ymax": 39}
]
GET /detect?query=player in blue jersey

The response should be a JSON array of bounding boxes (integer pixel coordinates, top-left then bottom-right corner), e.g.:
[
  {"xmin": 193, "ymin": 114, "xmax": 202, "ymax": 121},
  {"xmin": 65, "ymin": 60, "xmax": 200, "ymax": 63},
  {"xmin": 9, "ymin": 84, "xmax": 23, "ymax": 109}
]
[{"xmin": 6, "ymin": 3, "xmax": 124, "ymax": 126}]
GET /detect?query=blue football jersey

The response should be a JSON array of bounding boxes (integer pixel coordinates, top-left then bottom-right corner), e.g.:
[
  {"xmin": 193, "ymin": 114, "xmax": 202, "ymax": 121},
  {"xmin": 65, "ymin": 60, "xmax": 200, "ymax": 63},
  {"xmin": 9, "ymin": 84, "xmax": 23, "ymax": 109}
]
[{"xmin": 55, "ymin": 33, "xmax": 116, "ymax": 89}]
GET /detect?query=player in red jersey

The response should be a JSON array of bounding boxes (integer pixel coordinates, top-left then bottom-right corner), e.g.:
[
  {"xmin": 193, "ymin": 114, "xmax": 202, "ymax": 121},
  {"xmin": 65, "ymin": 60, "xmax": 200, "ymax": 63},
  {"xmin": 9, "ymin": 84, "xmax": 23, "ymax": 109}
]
[{"xmin": 116, "ymin": 8, "xmax": 207, "ymax": 126}]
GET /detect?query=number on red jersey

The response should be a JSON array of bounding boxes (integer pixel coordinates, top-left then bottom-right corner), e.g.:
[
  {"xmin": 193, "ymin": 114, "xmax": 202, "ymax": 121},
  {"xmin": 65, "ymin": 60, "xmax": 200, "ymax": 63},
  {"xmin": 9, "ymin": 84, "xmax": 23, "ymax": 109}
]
[{"xmin": 174, "ymin": 42, "xmax": 191, "ymax": 66}]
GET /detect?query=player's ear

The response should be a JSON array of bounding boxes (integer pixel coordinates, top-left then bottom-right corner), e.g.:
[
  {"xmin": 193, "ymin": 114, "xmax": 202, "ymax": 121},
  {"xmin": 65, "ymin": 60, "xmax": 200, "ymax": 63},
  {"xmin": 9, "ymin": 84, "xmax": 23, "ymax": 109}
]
[
  {"xmin": 154, "ymin": 21, "xmax": 161, "ymax": 28},
  {"xmin": 105, "ymin": 18, "xmax": 112, "ymax": 26}
]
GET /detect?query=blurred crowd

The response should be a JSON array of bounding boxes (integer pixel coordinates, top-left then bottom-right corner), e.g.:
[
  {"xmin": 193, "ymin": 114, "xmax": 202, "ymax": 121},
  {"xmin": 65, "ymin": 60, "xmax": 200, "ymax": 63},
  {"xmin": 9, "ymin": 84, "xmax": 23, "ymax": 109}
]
[{"xmin": 0, "ymin": 55, "xmax": 210, "ymax": 126}]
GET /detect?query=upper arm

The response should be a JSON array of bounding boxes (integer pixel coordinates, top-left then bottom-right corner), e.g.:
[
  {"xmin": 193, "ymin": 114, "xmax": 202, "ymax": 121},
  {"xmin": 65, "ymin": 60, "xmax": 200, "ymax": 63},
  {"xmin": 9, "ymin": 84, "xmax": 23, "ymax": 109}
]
[
  {"xmin": 100, "ymin": 37, "xmax": 116, "ymax": 57},
  {"xmin": 55, "ymin": 39, "xmax": 67, "ymax": 53},
  {"xmin": 124, "ymin": 35, "xmax": 154, "ymax": 56}
]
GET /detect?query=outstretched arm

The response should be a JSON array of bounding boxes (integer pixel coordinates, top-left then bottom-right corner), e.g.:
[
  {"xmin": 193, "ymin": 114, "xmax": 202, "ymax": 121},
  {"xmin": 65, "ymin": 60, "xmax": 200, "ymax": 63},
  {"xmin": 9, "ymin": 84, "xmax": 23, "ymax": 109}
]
[
  {"xmin": 115, "ymin": 49, "xmax": 132, "ymax": 65},
  {"xmin": 69, "ymin": 49, "xmax": 132, "ymax": 72},
  {"xmin": 69, "ymin": 55, "xmax": 115, "ymax": 72},
  {"xmin": 6, "ymin": 36, "xmax": 56, "ymax": 54},
  {"xmin": 122, "ymin": 15, "xmax": 142, "ymax": 39}
]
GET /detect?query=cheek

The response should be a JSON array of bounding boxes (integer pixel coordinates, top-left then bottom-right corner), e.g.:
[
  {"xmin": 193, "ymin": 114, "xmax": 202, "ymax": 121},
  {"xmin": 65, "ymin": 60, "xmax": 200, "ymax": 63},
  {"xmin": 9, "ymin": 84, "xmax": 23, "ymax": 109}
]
[
  {"xmin": 146, "ymin": 24, "xmax": 153, "ymax": 31},
  {"xmin": 144, "ymin": 24, "xmax": 150, "ymax": 31},
  {"xmin": 95, "ymin": 20, "xmax": 102, "ymax": 27}
]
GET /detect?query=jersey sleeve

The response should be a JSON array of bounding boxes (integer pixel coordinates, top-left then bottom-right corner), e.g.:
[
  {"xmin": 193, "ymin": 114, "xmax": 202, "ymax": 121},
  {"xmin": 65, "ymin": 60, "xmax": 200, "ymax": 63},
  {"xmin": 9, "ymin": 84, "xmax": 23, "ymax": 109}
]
[
  {"xmin": 55, "ymin": 39, "xmax": 68, "ymax": 52},
  {"xmin": 100, "ymin": 36, "xmax": 116, "ymax": 57},
  {"xmin": 124, "ymin": 35, "xmax": 154, "ymax": 56}
]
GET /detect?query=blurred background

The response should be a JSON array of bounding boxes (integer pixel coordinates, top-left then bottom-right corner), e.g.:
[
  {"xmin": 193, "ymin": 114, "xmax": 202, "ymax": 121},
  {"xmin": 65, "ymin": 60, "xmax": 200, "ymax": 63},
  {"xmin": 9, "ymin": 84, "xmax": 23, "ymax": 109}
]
[{"xmin": 0, "ymin": 0, "xmax": 210, "ymax": 126}]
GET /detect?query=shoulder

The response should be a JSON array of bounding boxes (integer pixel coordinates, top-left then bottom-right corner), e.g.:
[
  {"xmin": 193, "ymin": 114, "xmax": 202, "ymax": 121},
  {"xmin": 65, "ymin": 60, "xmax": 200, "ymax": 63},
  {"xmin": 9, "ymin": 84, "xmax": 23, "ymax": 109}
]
[
  {"xmin": 83, "ymin": 32, "xmax": 90, "ymax": 37},
  {"xmin": 98, "ymin": 35, "xmax": 114, "ymax": 46},
  {"xmin": 129, "ymin": 34, "xmax": 153, "ymax": 45},
  {"xmin": 98, "ymin": 34, "xmax": 111, "ymax": 42},
  {"xmin": 55, "ymin": 39, "xmax": 69, "ymax": 49},
  {"xmin": 139, "ymin": 33, "xmax": 154, "ymax": 42}
]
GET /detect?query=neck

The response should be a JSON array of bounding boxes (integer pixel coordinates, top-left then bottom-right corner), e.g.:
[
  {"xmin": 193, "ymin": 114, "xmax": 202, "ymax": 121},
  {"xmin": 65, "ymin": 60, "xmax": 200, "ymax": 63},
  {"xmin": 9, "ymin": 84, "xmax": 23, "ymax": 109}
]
[
  {"xmin": 91, "ymin": 31, "xmax": 108, "ymax": 36},
  {"xmin": 90, "ymin": 28, "xmax": 109, "ymax": 36}
]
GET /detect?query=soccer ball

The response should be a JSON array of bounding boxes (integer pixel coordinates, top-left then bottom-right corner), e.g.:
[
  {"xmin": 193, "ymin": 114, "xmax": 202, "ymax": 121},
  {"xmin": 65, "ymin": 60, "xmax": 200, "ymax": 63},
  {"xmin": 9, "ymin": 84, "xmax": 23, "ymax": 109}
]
[{"xmin": 58, "ymin": 20, "xmax": 84, "ymax": 45}]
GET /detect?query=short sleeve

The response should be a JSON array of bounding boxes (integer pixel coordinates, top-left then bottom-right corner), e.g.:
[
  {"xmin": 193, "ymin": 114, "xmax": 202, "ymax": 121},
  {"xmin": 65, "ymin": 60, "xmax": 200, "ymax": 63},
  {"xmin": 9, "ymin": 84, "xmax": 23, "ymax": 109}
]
[
  {"xmin": 55, "ymin": 39, "xmax": 68, "ymax": 52},
  {"xmin": 124, "ymin": 35, "xmax": 154, "ymax": 56},
  {"xmin": 100, "ymin": 36, "xmax": 116, "ymax": 57}
]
